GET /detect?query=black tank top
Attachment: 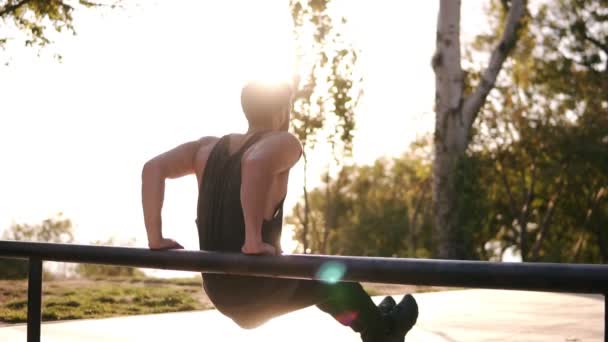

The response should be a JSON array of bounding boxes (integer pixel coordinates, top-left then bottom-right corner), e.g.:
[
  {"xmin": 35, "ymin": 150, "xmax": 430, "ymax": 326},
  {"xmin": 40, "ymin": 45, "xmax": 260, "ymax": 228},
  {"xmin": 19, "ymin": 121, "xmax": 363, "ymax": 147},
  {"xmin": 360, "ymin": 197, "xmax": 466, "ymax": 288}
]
[
  {"xmin": 196, "ymin": 132, "xmax": 283, "ymax": 252},
  {"xmin": 196, "ymin": 132, "xmax": 296, "ymax": 311}
]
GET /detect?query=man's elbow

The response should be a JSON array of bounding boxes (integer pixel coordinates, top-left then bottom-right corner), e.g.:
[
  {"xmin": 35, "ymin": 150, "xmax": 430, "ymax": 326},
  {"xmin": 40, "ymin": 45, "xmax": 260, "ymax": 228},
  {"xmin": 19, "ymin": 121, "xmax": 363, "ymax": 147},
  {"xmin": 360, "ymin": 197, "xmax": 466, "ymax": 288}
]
[{"xmin": 142, "ymin": 159, "xmax": 164, "ymax": 181}]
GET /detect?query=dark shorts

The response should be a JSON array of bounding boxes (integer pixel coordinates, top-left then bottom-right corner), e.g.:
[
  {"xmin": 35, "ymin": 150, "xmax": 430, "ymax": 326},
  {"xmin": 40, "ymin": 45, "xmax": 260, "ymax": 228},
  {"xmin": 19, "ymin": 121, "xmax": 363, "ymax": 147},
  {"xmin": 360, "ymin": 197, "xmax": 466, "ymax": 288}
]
[{"xmin": 203, "ymin": 274, "xmax": 329, "ymax": 329}]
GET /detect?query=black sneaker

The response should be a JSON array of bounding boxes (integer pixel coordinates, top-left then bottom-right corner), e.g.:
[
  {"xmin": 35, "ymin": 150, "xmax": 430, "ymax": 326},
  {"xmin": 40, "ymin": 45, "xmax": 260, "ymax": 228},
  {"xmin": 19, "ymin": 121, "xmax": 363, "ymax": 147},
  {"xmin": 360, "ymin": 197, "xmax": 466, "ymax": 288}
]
[
  {"xmin": 387, "ymin": 294, "xmax": 418, "ymax": 341},
  {"xmin": 361, "ymin": 296, "xmax": 397, "ymax": 342},
  {"xmin": 378, "ymin": 296, "xmax": 396, "ymax": 316}
]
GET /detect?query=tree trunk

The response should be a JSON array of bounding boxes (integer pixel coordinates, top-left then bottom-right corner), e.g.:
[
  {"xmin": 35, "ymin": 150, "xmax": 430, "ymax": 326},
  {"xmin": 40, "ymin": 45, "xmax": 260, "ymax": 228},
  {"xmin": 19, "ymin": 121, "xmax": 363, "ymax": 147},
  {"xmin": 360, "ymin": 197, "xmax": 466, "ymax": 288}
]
[
  {"xmin": 432, "ymin": 0, "xmax": 526, "ymax": 259},
  {"xmin": 432, "ymin": 132, "xmax": 468, "ymax": 259},
  {"xmin": 432, "ymin": 0, "xmax": 467, "ymax": 259}
]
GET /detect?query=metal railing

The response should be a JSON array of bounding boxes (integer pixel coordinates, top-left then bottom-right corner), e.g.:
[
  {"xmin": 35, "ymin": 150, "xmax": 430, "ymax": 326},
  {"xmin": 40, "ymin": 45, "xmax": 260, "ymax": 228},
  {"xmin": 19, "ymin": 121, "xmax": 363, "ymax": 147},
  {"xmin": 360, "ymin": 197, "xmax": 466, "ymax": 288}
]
[{"xmin": 0, "ymin": 240, "xmax": 606, "ymax": 342}]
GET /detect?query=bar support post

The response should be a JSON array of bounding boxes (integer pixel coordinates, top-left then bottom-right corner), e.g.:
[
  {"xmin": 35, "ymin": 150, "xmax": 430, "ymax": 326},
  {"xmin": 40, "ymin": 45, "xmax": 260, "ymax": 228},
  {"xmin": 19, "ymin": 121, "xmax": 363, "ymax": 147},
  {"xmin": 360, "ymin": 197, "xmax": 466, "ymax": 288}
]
[{"xmin": 27, "ymin": 258, "xmax": 42, "ymax": 342}]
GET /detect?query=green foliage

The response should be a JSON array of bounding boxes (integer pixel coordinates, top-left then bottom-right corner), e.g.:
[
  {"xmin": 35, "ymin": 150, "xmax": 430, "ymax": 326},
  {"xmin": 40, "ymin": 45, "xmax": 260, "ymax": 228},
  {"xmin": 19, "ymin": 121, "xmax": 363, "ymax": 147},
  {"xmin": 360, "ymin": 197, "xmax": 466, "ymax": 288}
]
[
  {"xmin": 0, "ymin": 213, "xmax": 74, "ymax": 279},
  {"xmin": 290, "ymin": 0, "xmax": 360, "ymax": 158},
  {"xmin": 1, "ymin": 0, "xmax": 75, "ymax": 48},
  {"xmin": 287, "ymin": 139, "xmax": 433, "ymax": 257},
  {"xmin": 0, "ymin": 258, "xmax": 28, "ymax": 279},
  {"xmin": 464, "ymin": 0, "xmax": 608, "ymax": 262},
  {"xmin": 288, "ymin": 0, "xmax": 606, "ymax": 263},
  {"xmin": 0, "ymin": 0, "xmax": 120, "ymax": 61}
]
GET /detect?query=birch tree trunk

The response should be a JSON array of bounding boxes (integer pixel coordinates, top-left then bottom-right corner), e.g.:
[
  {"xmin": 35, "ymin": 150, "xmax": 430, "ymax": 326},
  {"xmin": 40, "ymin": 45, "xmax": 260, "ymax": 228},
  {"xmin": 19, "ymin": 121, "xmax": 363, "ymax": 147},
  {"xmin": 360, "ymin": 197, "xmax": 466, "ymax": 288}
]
[{"xmin": 432, "ymin": 0, "xmax": 526, "ymax": 259}]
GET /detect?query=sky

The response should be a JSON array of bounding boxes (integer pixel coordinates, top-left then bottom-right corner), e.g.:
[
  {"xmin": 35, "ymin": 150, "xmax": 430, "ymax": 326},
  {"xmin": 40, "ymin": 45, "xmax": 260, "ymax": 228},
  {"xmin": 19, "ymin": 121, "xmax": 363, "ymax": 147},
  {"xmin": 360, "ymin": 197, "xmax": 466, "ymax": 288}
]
[{"xmin": 0, "ymin": 1, "xmax": 489, "ymax": 256}]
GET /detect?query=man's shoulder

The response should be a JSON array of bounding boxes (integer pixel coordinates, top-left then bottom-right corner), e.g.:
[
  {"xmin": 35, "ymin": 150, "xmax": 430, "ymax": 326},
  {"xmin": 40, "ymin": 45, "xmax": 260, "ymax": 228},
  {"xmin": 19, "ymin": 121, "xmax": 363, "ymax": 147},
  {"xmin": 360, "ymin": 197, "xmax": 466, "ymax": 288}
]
[
  {"xmin": 243, "ymin": 131, "xmax": 302, "ymax": 162},
  {"xmin": 261, "ymin": 131, "xmax": 301, "ymax": 149},
  {"xmin": 198, "ymin": 136, "xmax": 221, "ymax": 146},
  {"xmin": 193, "ymin": 136, "xmax": 221, "ymax": 160},
  {"xmin": 257, "ymin": 132, "xmax": 302, "ymax": 157}
]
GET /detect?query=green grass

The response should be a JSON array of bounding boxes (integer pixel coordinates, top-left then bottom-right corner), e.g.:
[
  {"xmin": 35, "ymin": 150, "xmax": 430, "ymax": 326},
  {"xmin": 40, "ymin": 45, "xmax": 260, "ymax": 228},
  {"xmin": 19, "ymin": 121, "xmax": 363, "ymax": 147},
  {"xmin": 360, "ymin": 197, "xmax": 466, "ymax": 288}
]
[
  {"xmin": 0, "ymin": 277, "xmax": 456, "ymax": 324},
  {"xmin": 0, "ymin": 277, "xmax": 211, "ymax": 324}
]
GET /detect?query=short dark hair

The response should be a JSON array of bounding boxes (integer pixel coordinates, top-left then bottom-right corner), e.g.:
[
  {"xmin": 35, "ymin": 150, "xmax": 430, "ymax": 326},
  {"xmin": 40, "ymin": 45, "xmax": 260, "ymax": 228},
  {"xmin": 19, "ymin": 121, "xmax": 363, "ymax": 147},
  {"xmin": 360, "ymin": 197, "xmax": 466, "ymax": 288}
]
[{"xmin": 241, "ymin": 81, "xmax": 292, "ymax": 127}]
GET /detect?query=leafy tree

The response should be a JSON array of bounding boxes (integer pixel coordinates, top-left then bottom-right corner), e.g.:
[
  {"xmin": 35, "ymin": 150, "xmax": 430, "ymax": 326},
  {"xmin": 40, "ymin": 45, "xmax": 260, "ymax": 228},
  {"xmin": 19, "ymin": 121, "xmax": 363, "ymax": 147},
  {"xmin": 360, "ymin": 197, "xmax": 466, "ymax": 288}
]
[
  {"xmin": 0, "ymin": 0, "xmax": 120, "ymax": 62},
  {"xmin": 536, "ymin": 0, "xmax": 608, "ymax": 262},
  {"xmin": 289, "ymin": 0, "xmax": 361, "ymax": 253},
  {"xmin": 465, "ymin": 0, "xmax": 607, "ymax": 263}
]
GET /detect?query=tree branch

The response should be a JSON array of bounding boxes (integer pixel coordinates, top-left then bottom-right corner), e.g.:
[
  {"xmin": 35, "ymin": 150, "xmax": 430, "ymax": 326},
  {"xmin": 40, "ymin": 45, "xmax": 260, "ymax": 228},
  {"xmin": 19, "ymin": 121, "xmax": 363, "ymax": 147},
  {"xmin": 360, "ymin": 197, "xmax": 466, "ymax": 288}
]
[
  {"xmin": 570, "ymin": 185, "xmax": 604, "ymax": 262},
  {"xmin": 0, "ymin": 0, "xmax": 34, "ymax": 17},
  {"xmin": 496, "ymin": 158, "xmax": 519, "ymax": 219},
  {"xmin": 519, "ymin": 163, "xmax": 535, "ymax": 260},
  {"xmin": 462, "ymin": 0, "xmax": 526, "ymax": 129},
  {"xmin": 521, "ymin": 164, "xmax": 536, "ymax": 223},
  {"xmin": 583, "ymin": 35, "xmax": 608, "ymax": 55},
  {"xmin": 580, "ymin": 25, "xmax": 608, "ymax": 55},
  {"xmin": 530, "ymin": 177, "xmax": 566, "ymax": 260}
]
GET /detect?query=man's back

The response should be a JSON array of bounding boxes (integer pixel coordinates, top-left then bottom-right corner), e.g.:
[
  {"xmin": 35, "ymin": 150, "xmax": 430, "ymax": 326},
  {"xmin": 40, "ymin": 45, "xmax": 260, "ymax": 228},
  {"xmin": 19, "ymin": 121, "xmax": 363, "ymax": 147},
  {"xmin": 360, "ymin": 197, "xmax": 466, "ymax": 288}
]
[
  {"xmin": 196, "ymin": 132, "xmax": 286, "ymax": 251},
  {"xmin": 193, "ymin": 132, "xmax": 292, "ymax": 226}
]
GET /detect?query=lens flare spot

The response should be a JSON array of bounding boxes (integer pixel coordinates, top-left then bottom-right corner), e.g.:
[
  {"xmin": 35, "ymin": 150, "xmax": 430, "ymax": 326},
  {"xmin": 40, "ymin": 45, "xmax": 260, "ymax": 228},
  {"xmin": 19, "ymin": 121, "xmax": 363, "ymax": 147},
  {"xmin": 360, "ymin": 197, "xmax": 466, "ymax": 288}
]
[{"xmin": 316, "ymin": 261, "xmax": 346, "ymax": 284}]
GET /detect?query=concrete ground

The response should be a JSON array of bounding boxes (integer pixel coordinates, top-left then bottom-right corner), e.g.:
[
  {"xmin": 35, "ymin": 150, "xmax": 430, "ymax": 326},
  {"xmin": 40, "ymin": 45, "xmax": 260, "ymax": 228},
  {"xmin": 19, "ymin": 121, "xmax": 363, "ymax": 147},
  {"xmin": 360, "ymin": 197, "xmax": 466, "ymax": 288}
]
[{"xmin": 0, "ymin": 289, "xmax": 604, "ymax": 341}]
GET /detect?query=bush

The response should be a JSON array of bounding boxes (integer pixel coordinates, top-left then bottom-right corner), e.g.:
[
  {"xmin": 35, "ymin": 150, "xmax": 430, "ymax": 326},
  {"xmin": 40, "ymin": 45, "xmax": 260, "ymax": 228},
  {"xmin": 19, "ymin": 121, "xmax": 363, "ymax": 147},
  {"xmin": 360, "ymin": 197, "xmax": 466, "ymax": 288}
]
[{"xmin": 0, "ymin": 258, "xmax": 28, "ymax": 279}]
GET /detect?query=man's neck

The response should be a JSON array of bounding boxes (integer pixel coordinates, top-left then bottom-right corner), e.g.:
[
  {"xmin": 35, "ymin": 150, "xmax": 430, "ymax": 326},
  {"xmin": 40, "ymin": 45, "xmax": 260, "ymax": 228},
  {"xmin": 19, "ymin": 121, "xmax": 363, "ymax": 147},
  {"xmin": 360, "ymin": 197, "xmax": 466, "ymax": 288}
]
[{"xmin": 246, "ymin": 126, "xmax": 273, "ymax": 134}]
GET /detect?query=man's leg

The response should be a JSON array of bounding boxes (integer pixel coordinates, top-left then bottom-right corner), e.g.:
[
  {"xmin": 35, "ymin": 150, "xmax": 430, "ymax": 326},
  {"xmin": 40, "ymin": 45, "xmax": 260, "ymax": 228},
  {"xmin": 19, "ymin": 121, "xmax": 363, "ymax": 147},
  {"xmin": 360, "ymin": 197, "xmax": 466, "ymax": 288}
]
[
  {"xmin": 215, "ymin": 277, "xmax": 416, "ymax": 341},
  {"xmin": 288, "ymin": 280, "xmax": 418, "ymax": 342},
  {"xmin": 286, "ymin": 280, "xmax": 389, "ymax": 341},
  {"xmin": 221, "ymin": 279, "xmax": 386, "ymax": 339}
]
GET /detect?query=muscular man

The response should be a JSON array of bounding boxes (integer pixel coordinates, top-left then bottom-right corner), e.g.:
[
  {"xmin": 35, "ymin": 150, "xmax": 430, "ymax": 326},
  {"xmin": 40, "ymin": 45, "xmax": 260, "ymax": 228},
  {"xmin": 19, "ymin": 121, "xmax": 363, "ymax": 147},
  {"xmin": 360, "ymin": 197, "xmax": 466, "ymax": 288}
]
[{"xmin": 141, "ymin": 80, "xmax": 418, "ymax": 341}]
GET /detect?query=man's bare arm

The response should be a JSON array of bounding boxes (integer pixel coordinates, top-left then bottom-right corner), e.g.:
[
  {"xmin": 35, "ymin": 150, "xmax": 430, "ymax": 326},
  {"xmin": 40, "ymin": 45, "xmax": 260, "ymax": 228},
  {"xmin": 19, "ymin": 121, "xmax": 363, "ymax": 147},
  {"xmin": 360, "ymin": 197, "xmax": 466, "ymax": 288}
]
[
  {"xmin": 240, "ymin": 132, "xmax": 302, "ymax": 255},
  {"xmin": 141, "ymin": 137, "xmax": 216, "ymax": 249}
]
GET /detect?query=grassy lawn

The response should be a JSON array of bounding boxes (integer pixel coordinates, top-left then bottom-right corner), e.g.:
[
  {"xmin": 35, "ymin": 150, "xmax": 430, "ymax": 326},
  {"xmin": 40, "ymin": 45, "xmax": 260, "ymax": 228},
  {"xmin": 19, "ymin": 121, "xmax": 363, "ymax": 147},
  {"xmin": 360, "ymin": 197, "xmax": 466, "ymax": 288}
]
[
  {"xmin": 0, "ymin": 277, "xmax": 212, "ymax": 324},
  {"xmin": 0, "ymin": 276, "xmax": 449, "ymax": 324}
]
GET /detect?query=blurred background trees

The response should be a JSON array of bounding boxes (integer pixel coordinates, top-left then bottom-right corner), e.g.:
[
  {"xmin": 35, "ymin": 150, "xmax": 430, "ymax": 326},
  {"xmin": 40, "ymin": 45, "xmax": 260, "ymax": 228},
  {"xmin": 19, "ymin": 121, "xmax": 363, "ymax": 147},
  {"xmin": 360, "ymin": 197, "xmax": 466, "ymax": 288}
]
[
  {"xmin": 288, "ymin": 0, "xmax": 607, "ymax": 263},
  {"xmin": 0, "ymin": 213, "xmax": 73, "ymax": 279},
  {"xmin": 75, "ymin": 238, "xmax": 145, "ymax": 278},
  {"xmin": 464, "ymin": 0, "xmax": 607, "ymax": 263},
  {"xmin": 287, "ymin": 138, "xmax": 433, "ymax": 257},
  {"xmin": 1, "ymin": 215, "xmax": 143, "ymax": 278}
]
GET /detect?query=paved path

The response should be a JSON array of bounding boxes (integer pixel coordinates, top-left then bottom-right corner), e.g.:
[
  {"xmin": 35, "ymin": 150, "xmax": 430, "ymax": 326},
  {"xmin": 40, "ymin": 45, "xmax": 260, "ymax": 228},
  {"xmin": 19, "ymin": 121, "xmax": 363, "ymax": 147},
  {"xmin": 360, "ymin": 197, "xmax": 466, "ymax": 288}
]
[{"xmin": 0, "ymin": 289, "xmax": 604, "ymax": 341}]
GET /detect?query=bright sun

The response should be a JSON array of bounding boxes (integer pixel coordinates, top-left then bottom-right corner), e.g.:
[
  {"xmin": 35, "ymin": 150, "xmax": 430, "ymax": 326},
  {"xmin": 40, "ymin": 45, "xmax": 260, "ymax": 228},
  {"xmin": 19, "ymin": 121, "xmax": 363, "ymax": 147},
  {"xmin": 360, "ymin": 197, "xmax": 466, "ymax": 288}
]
[{"xmin": 235, "ymin": 1, "xmax": 297, "ymax": 86}]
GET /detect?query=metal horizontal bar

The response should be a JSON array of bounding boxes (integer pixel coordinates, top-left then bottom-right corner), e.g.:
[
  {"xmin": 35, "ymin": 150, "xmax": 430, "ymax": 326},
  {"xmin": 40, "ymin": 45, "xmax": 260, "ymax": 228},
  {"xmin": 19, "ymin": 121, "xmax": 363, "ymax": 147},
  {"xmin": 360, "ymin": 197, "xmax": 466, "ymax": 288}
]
[{"xmin": 1, "ymin": 240, "xmax": 607, "ymax": 294}]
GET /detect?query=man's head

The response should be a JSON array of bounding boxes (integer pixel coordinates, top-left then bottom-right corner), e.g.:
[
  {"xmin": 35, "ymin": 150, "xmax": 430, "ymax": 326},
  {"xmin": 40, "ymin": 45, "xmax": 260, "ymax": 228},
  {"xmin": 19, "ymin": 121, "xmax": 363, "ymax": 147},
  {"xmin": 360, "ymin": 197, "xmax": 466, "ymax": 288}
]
[{"xmin": 241, "ymin": 80, "xmax": 294, "ymax": 131}]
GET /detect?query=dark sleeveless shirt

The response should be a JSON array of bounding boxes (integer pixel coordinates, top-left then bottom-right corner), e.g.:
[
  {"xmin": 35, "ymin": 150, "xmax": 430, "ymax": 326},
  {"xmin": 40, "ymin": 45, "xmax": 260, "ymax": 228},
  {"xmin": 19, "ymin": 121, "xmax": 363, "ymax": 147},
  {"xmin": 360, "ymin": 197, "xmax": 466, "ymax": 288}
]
[{"xmin": 196, "ymin": 132, "xmax": 297, "ymax": 312}]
